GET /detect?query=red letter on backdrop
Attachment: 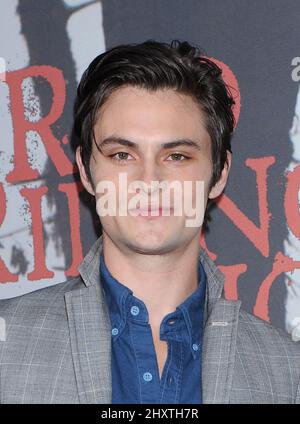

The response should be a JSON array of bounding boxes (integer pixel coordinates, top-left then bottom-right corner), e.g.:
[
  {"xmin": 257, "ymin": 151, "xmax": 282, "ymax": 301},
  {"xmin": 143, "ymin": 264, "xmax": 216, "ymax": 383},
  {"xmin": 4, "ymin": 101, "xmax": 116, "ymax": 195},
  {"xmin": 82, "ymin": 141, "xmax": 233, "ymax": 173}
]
[
  {"xmin": 58, "ymin": 182, "xmax": 83, "ymax": 277},
  {"xmin": 219, "ymin": 263, "xmax": 248, "ymax": 301},
  {"xmin": 20, "ymin": 186, "xmax": 54, "ymax": 280},
  {"xmin": 216, "ymin": 157, "xmax": 275, "ymax": 257},
  {"xmin": 254, "ymin": 252, "xmax": 300, "ymax": 321},
  {"xmin": 5, "ymin": 66, "xmax": 73, "ymax": 183},
  {"xmin": 0, "ymin": 184, "xmax": 18, "ymax": 282}
]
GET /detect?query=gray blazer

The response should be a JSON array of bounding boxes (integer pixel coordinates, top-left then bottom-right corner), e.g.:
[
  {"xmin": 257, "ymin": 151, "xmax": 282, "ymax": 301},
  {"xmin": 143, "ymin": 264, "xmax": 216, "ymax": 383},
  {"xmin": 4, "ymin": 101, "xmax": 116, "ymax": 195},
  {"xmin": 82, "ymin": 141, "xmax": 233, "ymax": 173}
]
[{"xmin": 0, "ymin": 235, "xmax": 300, "ymax": 404}]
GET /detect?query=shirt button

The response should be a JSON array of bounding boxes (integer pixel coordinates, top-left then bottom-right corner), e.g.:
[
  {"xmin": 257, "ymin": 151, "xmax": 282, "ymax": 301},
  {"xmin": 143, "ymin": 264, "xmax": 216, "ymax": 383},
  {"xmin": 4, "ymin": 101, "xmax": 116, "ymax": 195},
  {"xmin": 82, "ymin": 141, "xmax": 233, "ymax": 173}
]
[
  {"xmin": 192, "ymin": 343, "xmax": 199, "ymax": 351},
  {"xmin": 130, "ymin": 305, "xmax": 140, "ymax": 316},
  {"xmin": 112, "ymin": 328, "xmax": 119, "ymax": 336},
  {"xmin": 143, "ymin": 372, "xmax": 153, "ymax": 382}
]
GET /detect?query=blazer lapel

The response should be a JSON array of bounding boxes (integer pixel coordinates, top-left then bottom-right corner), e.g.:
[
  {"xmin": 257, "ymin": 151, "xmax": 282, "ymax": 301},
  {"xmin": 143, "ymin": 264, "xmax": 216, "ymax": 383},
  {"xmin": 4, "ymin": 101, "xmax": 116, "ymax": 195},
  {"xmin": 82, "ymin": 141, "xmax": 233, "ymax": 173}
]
[
  {"xmin": 199, "ymin": 249, "xmax": 242, "ymax": 404},
  {"xmin": 65, "ymin": 235, "xmax": 112, "ymax": 404},
  {"xmin": 202, "ymin": 297, "xmax": 241, "ymax": 404},
  {"xmin": 65, "ymin": 284, "xmax": 112, "ymax": 404}
]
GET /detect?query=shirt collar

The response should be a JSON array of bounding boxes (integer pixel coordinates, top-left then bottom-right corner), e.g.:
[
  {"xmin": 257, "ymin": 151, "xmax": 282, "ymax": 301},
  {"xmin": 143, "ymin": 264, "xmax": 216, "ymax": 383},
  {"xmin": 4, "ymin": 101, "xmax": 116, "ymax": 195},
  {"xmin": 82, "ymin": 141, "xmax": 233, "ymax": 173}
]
[{"xmin": 100, "ymin": 252, "xmax": 206, "ymax": 359}]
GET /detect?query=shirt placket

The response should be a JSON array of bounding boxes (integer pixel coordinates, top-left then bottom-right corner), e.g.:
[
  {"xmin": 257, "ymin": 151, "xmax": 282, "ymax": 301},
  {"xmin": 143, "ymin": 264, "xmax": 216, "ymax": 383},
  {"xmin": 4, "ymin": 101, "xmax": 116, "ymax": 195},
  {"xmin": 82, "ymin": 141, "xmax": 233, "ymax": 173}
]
[
  {"xmin": 127, "ymin": 296, "xmax": 161, "ymax": 404},
  {"xmin": 159, "ymin": 312, "xmax": 187, "ymax": 403}
]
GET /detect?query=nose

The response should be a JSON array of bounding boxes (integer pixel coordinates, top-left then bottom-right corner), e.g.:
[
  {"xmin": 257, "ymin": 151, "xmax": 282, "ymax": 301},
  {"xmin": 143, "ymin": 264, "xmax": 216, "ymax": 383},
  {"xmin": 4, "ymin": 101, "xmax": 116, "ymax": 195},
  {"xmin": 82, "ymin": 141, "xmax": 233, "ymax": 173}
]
[{"xmin": 136, "ymin": 159, "xmax": 163, "ymax": 195}]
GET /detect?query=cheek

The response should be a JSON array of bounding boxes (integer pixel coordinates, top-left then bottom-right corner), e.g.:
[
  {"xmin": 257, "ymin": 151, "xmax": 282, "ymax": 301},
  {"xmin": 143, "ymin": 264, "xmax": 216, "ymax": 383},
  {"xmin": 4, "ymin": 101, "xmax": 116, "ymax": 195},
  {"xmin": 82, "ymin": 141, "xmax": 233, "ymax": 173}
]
[
  {"xmin": 184, "ymin": 161, "xmax": 212, "ymax": 187},
  {"xmin": 89, "ymin": 151, "xmax": 113, "ymax": 179},
  {"xmin": 90, "ymin": 163, "xmax": 117, "ymax": 190},
  {"xmin": 94, "ymin": 185, "xmax": 119, "ymax": 219},
  {"xmin": 189, "ymin": 172, "xmax": 212, "ymax": 205}
]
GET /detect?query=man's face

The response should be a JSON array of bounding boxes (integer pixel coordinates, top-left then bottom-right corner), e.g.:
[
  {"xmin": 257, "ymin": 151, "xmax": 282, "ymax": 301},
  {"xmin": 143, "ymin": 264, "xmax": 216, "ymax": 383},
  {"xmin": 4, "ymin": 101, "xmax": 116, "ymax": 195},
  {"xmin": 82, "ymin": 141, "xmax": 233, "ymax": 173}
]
[{"xmin": 76, "ymin": 86, "xmax": 230, "ymax": 255}]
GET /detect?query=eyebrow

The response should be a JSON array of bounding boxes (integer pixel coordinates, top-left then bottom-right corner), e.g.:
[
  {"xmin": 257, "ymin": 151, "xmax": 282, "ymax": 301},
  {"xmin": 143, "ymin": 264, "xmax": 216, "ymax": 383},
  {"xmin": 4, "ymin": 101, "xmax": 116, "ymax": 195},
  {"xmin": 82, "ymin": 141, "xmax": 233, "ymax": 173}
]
[{"xmin": 97, "ymin": 136, "xmax": 202, "ymax": 151}]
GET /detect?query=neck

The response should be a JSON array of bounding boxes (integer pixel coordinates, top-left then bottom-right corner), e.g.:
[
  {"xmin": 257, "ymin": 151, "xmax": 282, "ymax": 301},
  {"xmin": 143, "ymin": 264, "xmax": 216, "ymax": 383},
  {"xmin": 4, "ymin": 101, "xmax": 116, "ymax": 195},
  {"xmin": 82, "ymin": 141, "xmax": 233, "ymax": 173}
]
[{"xmin": 102, "ymin": 232, "xmax": 201, "ymax": 329}]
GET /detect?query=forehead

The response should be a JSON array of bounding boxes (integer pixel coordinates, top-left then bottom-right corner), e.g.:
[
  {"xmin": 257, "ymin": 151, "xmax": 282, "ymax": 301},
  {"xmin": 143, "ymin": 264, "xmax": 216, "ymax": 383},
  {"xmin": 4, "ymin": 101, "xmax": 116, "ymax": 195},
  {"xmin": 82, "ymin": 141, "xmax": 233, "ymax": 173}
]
[{"xmin": 94, "ymin": 86, "xmax": 210, "ymax": 145}]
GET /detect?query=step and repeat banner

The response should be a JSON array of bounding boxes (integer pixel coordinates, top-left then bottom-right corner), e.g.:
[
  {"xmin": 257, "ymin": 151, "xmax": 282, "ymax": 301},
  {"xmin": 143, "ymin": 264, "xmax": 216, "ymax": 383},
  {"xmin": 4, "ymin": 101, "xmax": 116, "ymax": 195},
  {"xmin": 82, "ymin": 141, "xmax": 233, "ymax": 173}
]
[{"xmin": 0, "ymin": 0, "xmax": 300, "ymax": 335}]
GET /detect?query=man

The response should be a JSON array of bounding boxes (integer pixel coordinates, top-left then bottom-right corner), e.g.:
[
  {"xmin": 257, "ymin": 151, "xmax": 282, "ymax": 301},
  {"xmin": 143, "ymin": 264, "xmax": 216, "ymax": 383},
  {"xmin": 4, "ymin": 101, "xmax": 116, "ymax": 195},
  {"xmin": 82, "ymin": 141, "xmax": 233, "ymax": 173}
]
[{"xmin": 0, "ymin": 40, "xmax": 300, "ymax": 404}]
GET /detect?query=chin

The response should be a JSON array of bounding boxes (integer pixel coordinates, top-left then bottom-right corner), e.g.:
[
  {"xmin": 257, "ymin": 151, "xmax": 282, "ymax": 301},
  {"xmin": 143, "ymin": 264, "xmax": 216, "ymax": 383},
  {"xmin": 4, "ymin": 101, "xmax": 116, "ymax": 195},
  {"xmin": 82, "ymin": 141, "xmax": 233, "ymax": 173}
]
[{"xmin": 122, "ymin": 229, "xmax": 179, "ymax": 255}]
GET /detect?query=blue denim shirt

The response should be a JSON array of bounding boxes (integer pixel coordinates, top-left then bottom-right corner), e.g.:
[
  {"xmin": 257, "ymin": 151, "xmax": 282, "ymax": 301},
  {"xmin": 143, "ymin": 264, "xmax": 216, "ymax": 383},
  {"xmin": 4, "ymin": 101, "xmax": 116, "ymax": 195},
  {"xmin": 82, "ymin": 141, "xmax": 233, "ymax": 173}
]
[{"xmin": 100, "ymin": 252, "xmax": 206, "ymax": 404}]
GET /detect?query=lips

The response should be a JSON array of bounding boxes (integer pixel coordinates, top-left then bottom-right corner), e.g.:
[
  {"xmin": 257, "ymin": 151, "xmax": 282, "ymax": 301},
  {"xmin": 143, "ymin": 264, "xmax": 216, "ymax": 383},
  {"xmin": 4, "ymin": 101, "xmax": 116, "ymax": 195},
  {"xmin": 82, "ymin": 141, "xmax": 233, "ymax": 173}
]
[
  {"xmin": 128, "ymin": 206, "xmax": 173, "ymax": 215},
  {"xmin": 140, "ymin": 207, "xmax": 164, "ymax": 212}
]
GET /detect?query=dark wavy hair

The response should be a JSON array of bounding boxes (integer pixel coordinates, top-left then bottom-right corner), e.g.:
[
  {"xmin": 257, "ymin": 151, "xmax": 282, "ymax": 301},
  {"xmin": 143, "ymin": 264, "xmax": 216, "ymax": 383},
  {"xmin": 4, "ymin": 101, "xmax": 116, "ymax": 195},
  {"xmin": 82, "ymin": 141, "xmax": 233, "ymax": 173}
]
[{"xmin": 73, "ymin": 39, "xmax": 235, "ymax": 192}]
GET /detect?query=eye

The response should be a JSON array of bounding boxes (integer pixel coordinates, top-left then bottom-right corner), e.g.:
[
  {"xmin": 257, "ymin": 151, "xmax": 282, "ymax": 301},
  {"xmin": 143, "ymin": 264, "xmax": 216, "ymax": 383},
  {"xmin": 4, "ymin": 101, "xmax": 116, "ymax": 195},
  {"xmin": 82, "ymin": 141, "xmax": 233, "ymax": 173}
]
[
  {"xmin": 109, "ymin": 152, "xmax": 134, "ymax": 162},
  {"xmin": 166, "ymin": 153, "xmax": 190, "ymax": 161}
]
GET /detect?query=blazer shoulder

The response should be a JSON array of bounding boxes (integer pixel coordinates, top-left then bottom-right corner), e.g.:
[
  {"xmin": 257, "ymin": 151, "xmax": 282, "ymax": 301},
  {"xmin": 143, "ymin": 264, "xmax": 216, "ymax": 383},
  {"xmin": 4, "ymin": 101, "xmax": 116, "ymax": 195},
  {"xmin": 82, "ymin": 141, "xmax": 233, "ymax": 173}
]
[
  {"xmin": 228, "ymin": 308, "xmax": 300, "ymax": 403},
  {"xmin": 0, "ymin": 276, "xmax": 84, "ymax": 323},
  {"xmin": 238, "ymin": 308, "xmax": 300, "ymax": 358}
]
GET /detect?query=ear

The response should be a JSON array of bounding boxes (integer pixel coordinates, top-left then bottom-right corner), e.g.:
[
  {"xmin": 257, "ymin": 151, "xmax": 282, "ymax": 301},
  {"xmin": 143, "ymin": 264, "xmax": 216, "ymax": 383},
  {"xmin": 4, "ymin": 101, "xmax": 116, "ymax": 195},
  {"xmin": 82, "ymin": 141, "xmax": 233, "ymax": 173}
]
[
  {"xmin": 208, "ymin": 150, "xmax": 232, "ymax": 200},
  {"xmin": 75, "ymin": 146, "xmax": 95, "ymax": 196}
]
